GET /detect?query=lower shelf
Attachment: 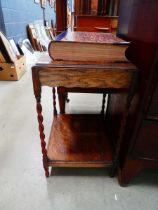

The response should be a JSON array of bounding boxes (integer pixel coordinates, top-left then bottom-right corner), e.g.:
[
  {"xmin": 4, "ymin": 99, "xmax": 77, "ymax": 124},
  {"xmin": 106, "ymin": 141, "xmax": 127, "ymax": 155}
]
[{"xmin": 47, "ymin": 114, "xmax": 113, "ymax": 167}]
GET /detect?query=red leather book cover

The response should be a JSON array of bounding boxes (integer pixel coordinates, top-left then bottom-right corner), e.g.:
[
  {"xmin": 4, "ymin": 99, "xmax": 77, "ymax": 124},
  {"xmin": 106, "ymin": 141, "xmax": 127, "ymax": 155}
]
[
  {"xmin": 61, "ymin": 31, "xmax": 127, "ymax": 44},
  {"xmin": 49, "ymin": 31, "xmax": 129, "ymax": 62}
]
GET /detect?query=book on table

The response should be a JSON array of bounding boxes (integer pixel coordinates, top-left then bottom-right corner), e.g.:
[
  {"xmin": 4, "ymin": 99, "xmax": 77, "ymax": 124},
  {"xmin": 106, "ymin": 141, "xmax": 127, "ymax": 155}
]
[{"xmin": 48, "ymin": 31, "xmax": 129, "ymax": 62}]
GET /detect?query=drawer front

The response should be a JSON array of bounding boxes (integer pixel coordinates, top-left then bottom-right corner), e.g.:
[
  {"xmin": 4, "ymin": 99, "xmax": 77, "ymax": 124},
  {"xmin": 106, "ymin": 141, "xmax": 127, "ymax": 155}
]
[
  {"xmin": 147, "ymin": 83, "xmax": 158, "ymax": 119},
  {"xmin": 133, "ymin": 120, "xmax": 158, "ymax": 159},
  {"xmin": 38, "ymin": 66, "xmax": 135, "ymax": 89}
]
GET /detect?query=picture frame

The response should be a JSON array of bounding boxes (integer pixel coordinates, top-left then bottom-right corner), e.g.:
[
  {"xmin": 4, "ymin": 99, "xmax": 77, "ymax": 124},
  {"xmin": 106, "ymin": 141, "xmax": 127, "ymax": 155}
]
[
  {"xmin": 34, "ymin": 0, "xmax": 40, "ymax": 4},
  {"xmin": 22, "ymin": 39, "xmax": 34, "ymax": 54},
  {"xmin": 54, "ymin": 1, "xmax": 56, "ymax": 12},
  {"xmin": 40, "ymin": 0, "xmax": 46, "ymax": 8},
  {"xmin": 49, "ymin": 0, "xmax": 55, "ymax": 8},
  {"xmin": 0, "ymin": 31, "xmax": 17, "ymax": 63},
  {"xmin": 9, "ymin": 39, "xmax": 21, "ymax": 56}
]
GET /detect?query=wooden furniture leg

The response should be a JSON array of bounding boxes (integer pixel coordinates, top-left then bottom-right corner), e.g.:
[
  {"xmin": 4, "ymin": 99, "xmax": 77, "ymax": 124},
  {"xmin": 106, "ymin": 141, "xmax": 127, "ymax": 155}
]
[
  {"xmin": 110, "ymin": 72, "xmax": 138, "ymax": 177},
  {"xmin": 57, "ymin": 87, "xmax": 67, "ymax": 114},
  {"xmin": 36, "ymin": 97, "xmax": 49, "ymax": 177},
  {"xmin": 53, "ymin": 87, "xmax": 57, "ymax": 115},
  {"xmin": 101, "ymin": 93, "xmax": 106, "ymax": 114},
  {"xmin": 118, "ymin": 159, "xmax": 142, "ymax": 186},
  {"xmin": 58, "ymin": 87, "xmax": 107, "ymax": 114}
]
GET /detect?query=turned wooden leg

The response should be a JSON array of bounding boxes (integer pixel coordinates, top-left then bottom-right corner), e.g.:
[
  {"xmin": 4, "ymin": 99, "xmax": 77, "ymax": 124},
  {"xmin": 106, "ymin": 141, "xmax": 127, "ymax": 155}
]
[
  {"xmin": 101, "ymin": 93, "xmax": 106, "ymax": 114},
  {"xmin": 32, "ymin": 69, "xmax": 49, "ymax": 177},
  {"xmin": 57, "ymin": 87, "xmax": 67, "ymax": 114},
  {"xmin": 36, "ymin": 99, "xmax": 49, "ymax": 177},
  {"xmin": 118, "ymin": 159, "xmax": 142, "ymax": 186},
  {"xmin": 52, "ymin": 87, "xmax": 57, "ymax": 115},
  {"xmin": 66, "ymin": 93, "xmax": 70, "ymax": 102}
]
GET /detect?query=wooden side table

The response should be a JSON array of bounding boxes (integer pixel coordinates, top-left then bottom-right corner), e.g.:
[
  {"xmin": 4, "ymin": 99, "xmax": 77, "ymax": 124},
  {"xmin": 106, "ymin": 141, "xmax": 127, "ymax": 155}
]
[
  {"xmin": 32, "ymin": 61, "xmax": 138, "ymax": 177},
  {"xmin": 54, "ymin": 31, "xmax": 129, "ymax": 114}
]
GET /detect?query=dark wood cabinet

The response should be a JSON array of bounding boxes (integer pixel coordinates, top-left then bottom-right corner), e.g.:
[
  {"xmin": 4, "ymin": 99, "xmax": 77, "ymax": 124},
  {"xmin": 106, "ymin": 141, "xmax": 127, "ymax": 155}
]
[
  {"xmin": 107, "ymin": 59, "xmax": 158, "ymax": 185},
  {"xmin": 107, "ymin": 0, "xmax": 158, "ymax": 185},
  {"xmin": 134, "ymin": 120, "xmax": 158, "ymax": 159},
  {"xmin": 147, "ymin": 83, "xmax": 158, "ymax": 119}
]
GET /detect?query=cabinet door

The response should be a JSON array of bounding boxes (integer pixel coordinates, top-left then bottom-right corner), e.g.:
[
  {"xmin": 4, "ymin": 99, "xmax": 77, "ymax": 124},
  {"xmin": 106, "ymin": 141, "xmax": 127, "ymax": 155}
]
[{"xmin": 133, "ymin": 120, "xmax": 158, "ymax": 160}]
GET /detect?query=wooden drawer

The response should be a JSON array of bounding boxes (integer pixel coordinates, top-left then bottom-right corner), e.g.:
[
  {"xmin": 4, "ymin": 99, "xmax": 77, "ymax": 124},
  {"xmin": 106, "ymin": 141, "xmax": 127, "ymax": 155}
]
[{"xmin": 133, "ymin": 120, "xmax": 158, "ymax": 159}]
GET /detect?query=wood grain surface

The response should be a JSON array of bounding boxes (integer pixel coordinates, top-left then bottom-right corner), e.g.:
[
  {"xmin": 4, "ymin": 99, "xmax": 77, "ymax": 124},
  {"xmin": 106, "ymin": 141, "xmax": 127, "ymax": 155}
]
[
  {"xmin": 47, "ymin": 114, "xmax": 113, "ymax": 167},
  {"xmin": 34, "ymin": 63, "xmax": 136, "ymax": 89}
]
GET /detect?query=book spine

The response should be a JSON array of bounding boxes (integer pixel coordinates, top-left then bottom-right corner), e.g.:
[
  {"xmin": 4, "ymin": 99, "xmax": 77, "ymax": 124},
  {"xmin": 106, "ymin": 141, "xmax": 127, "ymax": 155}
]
[
  {"xmin": 102, "ymin": 0, "xmax": 107, "ymax": 15},
  {"xmin": 97, "ymin": 0, "xmax": 103, "ymax": 15},
  {"xmin": 106, "ymin": 0, "xmax": 111, "ymax": 15},
  {"xmin": 108, "ymin": 0, "xmax": 113, "ymax": 15}
]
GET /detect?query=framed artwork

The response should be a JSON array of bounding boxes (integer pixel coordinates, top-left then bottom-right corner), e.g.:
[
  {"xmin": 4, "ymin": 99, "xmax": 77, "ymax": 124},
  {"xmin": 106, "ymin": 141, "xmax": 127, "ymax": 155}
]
[
  {"xmin": 9, "ymin": 39, "xmax": 21, "ymax": 56},
  {"xmin": 41, "ymin": 0, "xmax": 46, "ymax": 8},
  {"xmin": 0, "ymin": 31, "xmax": 17, "ymax": 63},
  {"xmin": 49, "ymin": 0, "xmax": 55, "ymax": 8},
  {"xmin": 54, "ymin": 1, "xmax": 56, "ymax": 12},
  {"xmin": 21, "ymin": 39, "xmax": 34, "ymax": 54},
  {"xmin": 34, "ymin": 0, "xmax": 40, "ymax": 3}
]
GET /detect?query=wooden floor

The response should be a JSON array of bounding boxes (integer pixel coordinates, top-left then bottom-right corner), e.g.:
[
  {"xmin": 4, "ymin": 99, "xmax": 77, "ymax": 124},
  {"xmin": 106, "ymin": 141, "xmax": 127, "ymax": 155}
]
[{"xmin": 47, "ymin": 114, "xmax": 113, "ymax": 167}]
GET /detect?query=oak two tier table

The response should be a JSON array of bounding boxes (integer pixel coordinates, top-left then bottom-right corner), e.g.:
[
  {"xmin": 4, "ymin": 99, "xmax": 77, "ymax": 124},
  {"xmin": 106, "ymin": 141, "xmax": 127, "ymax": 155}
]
[
  {"xmin": 32, "ymin": 60, "xmax": 138, "ymax": 177},
  {"xmin": 54, "ymin": 31, "xmax": 129, "ymax": 114}
]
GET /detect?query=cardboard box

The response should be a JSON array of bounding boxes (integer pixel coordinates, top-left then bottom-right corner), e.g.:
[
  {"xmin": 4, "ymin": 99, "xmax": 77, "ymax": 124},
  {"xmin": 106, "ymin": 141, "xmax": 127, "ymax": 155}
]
[{"xmin": 0, "ymin": 55, "xmax": 26, "ymax": 81}]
